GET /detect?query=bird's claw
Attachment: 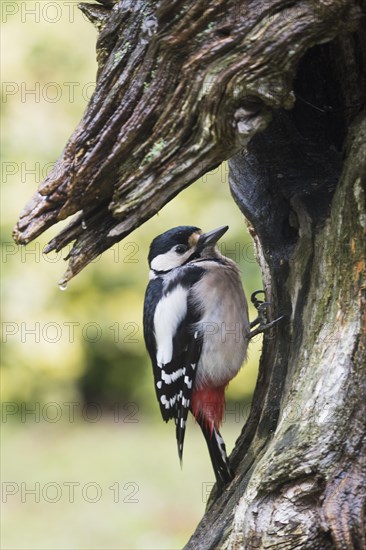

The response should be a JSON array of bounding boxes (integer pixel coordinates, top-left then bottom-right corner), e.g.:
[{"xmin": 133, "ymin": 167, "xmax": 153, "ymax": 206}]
[
  {"xmin": 251, "ymin": 290, "xmax": 266, "ymax": 310},
  {"xmin": 248, "ymin": 290, "xmax": 285, "ymax": 339},
  {"xmin": 250, "ymin": 290, "xmax": 270, "ymax": 327}
]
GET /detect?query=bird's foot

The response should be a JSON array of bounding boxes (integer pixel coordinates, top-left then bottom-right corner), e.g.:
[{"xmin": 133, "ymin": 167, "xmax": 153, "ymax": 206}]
[{"xmin": 248, "ymin": 290, "xmax": 285, "ymax": 339}]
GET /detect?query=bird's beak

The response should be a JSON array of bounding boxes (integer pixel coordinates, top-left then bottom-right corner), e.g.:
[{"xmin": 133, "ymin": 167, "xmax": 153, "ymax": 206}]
[{"xmin": 197, "ymin": 225, "xmax": 229, "ymax": 249}]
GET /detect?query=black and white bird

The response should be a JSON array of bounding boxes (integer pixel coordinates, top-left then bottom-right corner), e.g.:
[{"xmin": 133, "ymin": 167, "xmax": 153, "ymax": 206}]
[{"xmin": 143, "ymin": 225, "xmax": 279, "ymax": 489}]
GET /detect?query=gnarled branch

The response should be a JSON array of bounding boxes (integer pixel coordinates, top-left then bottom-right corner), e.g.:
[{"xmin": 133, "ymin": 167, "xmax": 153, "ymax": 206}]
[{"xmin": 13, "ymin": 0, "xmax": 360, "ymax": 285}]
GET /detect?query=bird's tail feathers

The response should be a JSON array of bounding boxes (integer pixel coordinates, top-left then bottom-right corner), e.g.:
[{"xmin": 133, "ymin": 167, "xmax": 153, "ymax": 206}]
[
  {"xmin": 175, "ymin": 403, "xmax": 188, "ymax": 465},
  {"xmin": 197, "ymin": 417, "xmax": 233, "ymax": 490}
]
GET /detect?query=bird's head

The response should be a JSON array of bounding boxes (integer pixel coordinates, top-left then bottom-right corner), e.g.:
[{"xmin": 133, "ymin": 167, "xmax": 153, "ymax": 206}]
[{"xmin": 148, "ymin": 225, "xmax": 228, "ymax": 273}]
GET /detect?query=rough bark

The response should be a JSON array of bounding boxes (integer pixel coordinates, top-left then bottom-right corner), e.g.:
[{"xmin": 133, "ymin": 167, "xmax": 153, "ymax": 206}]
[
  {"xmin": 186, "ymin": 37, "xmax": 366, "ymax": 549},
  {"xmin": 12, "ymin": 1, "xmax": 366, "ymax": 548}
]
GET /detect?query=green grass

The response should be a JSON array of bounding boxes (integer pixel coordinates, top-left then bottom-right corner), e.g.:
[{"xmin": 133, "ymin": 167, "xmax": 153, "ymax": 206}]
[{"xmin": 1, "ymin": 417, "xmax": 245, "ymax": 549}]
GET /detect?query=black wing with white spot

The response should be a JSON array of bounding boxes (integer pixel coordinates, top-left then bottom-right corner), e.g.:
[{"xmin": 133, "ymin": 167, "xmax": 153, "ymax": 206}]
[
  {"xmin": 143, "ymin": 267, "xmax": 204, "ymax": 459},
  {"xmin": 174, "ymin": 309, "xmax": 203, "ymax": 462}
]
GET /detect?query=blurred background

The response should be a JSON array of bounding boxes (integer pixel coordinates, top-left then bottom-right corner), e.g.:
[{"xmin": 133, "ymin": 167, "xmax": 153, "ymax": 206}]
[{"xmin": 1, "ymin": 2, "xmax": 263, "ymax": 548}]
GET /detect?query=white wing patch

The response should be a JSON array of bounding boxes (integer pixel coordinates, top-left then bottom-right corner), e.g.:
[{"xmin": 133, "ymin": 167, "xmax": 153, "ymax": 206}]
[
  {"xmin": 161, "ymin": 367, "xmax": 184, "ymax": 384},
  {"xmin": 160, "ymin": 394, "xmax": 179, "ymax": 409},
  {"xmin": 184, "ymin": 375, "xmax": 192, "ymax": 388},
  {"xmin": 153, "ymin": 285, "xmax": 188, "ymax": 366}
]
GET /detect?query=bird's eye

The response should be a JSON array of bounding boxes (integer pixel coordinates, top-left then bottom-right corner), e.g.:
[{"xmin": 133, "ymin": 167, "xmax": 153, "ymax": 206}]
[{"xmin": 175, "ymin": 245, "xmax": 188, "ymax": 254}]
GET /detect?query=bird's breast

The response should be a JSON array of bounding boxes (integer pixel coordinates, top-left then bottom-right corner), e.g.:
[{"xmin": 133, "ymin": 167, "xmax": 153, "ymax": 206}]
[{"xmin": 191, "ymin": 264, "xmax": 249, "ymax": 388}]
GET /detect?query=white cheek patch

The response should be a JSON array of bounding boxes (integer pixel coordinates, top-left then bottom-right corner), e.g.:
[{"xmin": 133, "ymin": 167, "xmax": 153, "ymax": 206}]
[
  {"xmin": 150, "ymin": 248, "xmax": 194, "ymax": 272},
  {"xmin": 154, "ymin": 285, "xmax": 188, "ymax": 366}
]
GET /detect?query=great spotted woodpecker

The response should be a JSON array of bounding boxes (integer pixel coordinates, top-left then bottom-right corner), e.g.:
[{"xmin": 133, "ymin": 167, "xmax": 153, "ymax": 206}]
[{"xmin": 143, "ymin": 225, "xmax": 282, "ymax": 489}]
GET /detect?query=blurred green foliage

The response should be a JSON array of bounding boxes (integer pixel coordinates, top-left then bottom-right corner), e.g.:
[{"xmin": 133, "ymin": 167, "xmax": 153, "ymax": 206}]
[
  {"xmin": 1, "ymin": 0, "xmax": 263, "ymax": 405},
  {"xmin": 1, "ymin": 2, "xmax": 264, "ymax": 547},
  {"xmin": 2, "ymin": 172, "xmax": 263, "ymax": 409}
]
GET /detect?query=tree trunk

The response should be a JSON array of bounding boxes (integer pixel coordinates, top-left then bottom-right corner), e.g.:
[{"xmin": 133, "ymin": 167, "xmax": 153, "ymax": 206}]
[
  {"xmin": 12, "ymin": 1, "xmax": 365, "ymax": 547},
  {"xmin": 186, "ymin": 39, "xmax": 366, "ymax": 550}
]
